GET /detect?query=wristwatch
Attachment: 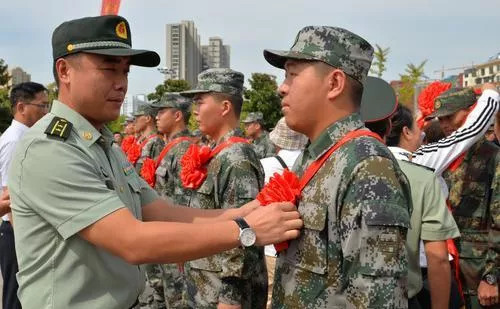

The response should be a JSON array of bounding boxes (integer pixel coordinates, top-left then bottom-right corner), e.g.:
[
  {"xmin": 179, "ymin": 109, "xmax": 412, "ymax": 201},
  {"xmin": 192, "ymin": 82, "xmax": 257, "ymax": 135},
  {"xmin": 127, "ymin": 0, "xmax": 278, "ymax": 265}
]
[
  {"xmin": 484, "ymin": 273, "xmax": 497, "ymax": 285},
  {"xmin": 233, "ymin": 217, "xmax": 256, "ymax": 247}
]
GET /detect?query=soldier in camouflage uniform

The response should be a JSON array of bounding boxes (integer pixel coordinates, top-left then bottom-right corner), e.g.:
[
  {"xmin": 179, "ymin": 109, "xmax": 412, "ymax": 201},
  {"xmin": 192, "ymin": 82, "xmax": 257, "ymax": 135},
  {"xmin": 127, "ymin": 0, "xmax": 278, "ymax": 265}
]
[
  {"xmin": 242, "ymin": 112, "xmax": 276, "ymax": 159},
  {"xmin": 135, "ymin": 103, "xmax": 167, "ymax": 309},
  {"xmin": 152, "ymin": 93, "xmax": 194, "ymax": 309},
  {"xmin": 263, "ymin": 26, "xmax": 412, "ymax": 308},
  {"xmin": 134, "ymin": 104, "xmax": 165, "ymax": 173},
  {"xmin": 427, "ymin": 87, "xmax": 500, "ymax": 308},
  {"xmin": 180, "ymin": 69, "xmax": 268, "ymax": 309}
]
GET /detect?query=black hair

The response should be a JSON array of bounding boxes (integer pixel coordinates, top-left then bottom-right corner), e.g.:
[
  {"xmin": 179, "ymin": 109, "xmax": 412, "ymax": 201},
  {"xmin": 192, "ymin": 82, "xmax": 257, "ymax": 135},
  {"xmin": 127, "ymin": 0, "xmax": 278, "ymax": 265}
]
[
  {"xmin": 423, "ymin": 119, "xmax": 445, "ymax": 144},
  {"xmin": 365, "ymin": 118, "xmax": 391, "ymax": 140},
  {"xmin": 386, "ymin": 105, "xmax": 414, "ymax": 147},
  {"xmin": 212, "ymin": 92, "xmax": 243, "ymax": 118},
  {"xmin": 10, "ymin": 82, "xmax": 47, "ymax": 109},
  {"xmin": 348, "ymin": 75, "xmax": 364, "ymax": 109}
]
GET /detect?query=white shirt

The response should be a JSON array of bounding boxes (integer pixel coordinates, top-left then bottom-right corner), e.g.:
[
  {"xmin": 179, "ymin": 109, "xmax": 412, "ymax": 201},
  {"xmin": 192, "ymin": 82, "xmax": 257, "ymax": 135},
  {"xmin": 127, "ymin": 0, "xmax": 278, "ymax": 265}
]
[
  {"xmin": 260, "ymin": 149, "xmax": 303, "ymax": 256},
  {"xmin": 0, "ymin": 119, "xmax": 29, "ymax": 221}
]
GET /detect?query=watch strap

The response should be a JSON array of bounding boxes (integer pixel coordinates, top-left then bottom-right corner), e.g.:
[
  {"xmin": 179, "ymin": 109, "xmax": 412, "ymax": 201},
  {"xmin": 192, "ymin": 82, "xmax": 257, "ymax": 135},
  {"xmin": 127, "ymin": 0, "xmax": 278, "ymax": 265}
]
[{"xmin": 234, "ymin": 217, "xmax": 250, "ymax": 230}]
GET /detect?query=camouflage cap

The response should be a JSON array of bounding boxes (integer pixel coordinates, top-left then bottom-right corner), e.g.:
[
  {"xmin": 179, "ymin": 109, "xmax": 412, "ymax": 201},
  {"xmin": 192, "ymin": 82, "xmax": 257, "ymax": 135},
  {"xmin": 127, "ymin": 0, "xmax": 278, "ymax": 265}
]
[
  {"xmin": 263, "ymin": 26, "xmax": 374, "ymax": 84},
  {"xmin": 242, "ymin": 112, "xmax": 264, "ymax": 124},
  {"xmin": 151, "ymin": 93, "xmax": 192, "ymax": 112},
  {"xmin": 180, "ymin": 68, "xmax": 244, "ymax": 97},
  {"xmin": 133, "ymin": 103, "xmax": 158, "ymax": 117},
  {"xmin": 361, "ymin": 76, "xmax": 398, "ymax": 122},
  {"xmin": 426, "ymin": 87, "xmax": 477, "ymax": 119},
  {"xmin": 52, "ymin": 15, "xmax": 160, "ymax": 67}
]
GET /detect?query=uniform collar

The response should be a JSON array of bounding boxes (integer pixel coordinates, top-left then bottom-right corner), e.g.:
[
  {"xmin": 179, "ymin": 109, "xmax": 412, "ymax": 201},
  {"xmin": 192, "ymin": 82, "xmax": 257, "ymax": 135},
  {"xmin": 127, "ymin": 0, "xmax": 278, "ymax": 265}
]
[
  {"xmin": 216, "ymin": 127, "xmax": 244, "ymax": 145},
  {"xmin": 50, "ymin": 100, "xmax": 109, "ymax": 147},
  {"xmin": 306, "ymin": 113, "xmax": 364, "ymax": 160},
  {"xmin": 170, "ymin": 129, "xmax": 190, "ymax": 140}
]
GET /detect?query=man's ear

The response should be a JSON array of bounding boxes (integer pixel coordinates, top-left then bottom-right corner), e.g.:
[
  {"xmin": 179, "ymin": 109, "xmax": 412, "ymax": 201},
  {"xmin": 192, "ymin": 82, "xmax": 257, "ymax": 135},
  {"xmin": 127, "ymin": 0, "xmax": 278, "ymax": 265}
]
[
  {"xmin": 220, "ymin": 99, "xmax": 232, "ymax": 117},
  {"xmin": 56, "ymin": 58, "xmax": 72, "ymax": 86},
  {"xmin": 326, "ymin": 69, "xmax": 347, "ymax": 101}
]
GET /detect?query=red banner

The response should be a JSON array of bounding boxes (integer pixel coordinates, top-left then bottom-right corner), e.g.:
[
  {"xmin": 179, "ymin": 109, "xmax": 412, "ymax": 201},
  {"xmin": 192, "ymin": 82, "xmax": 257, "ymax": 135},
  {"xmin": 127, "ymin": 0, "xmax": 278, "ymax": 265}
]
[{"xmin": 101, "ymin": 0, "xmax": 121, "ymax": 15}]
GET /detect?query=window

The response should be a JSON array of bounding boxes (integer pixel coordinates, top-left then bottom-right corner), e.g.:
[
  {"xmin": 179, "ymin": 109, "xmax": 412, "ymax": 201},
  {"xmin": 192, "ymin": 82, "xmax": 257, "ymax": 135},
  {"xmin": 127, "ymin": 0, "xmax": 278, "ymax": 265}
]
[
  {"xmin": 464, "ymin": 81, "xmax": 468, "ymax": 87},
  {"xmin": 481, "ymin": 68, "xmax": 485, "ymax": 76}
]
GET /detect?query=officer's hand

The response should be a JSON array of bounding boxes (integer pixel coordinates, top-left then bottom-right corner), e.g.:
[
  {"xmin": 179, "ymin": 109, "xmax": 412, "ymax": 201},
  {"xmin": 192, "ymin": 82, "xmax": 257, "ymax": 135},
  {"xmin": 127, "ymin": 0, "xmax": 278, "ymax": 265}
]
[
  {"xmin": 238, "ymin": 199, "xmax": 260, "ymax": 218},
  {"xmin": 217, "ymin": 303, "xmax": 241, "ymax": 309},
  {"xmin": 244, "ymin": 201, "xmax": 302, "ymax": 246},
  {"xmin": 478, "ymin": 280, "xmax": 498, "ymax": 306},
  {"xmin": 0, "ymin": 189, "xmax": 11, "ymax": 217},
  {"xmin": 482, "ymin": 83, "xmax": 497, "ymax": 92}
]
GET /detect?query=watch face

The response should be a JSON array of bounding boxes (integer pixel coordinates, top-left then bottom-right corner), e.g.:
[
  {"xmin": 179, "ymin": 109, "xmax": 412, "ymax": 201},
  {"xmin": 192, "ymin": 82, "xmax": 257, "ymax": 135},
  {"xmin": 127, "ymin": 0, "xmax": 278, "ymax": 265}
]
[
  {"xmin": 486, "ymin": 274, "xmax": 496, "ymax": 285},
  {"xmin": 240, "ymin": 228, "xmax": 256, "ymax": 247}
]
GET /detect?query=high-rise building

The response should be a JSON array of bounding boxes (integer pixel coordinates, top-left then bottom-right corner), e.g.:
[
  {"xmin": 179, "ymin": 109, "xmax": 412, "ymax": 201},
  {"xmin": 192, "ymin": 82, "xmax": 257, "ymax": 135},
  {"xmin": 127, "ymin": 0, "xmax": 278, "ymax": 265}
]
[
  {"xmin": 165, "ymin": 21, "xmax": 202, "ymax": 87},
  {"xmin": 121, "ymin": 94, "xmax": 148, "ymax": 116},
  {"xmin": 9, "ymin": 67, "xmax": 31, "ymax": 86},
  {"xmin": 202, "ymin": 37, "xmax": 230, "ymax": 71}
]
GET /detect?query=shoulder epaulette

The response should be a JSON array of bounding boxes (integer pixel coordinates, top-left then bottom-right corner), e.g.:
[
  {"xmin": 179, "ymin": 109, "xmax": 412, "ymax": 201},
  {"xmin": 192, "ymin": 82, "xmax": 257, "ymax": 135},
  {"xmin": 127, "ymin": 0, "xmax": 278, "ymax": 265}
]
[
  {"xmin": 400, "ymin": 159, "xmax": 435, "ymax": 172},
  {"xmin": 44, "ymin": 117, "xmax": 73, "ymax": 140}
]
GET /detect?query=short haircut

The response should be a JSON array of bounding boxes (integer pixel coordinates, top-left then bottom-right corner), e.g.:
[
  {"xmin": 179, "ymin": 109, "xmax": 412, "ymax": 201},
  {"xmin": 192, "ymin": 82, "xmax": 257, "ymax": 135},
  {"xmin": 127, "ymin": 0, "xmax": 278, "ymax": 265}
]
[
  {"xmin": 212, "ymin": 92, "xmax": 243, "ymax": 118},
  {"xmin": 10, "ymin": 82, "xmax": 47, "ymax": 108},
  {"xmin": 387, "ymin": 105, "xmax": 414, "ymax": 147},
  {"xmin": 313, "ymin": 61, "xmax": 363, "ymax": 109},
  {"xmin": 173, "ymin": 108, "xmax": 191, "ymax": 125}
]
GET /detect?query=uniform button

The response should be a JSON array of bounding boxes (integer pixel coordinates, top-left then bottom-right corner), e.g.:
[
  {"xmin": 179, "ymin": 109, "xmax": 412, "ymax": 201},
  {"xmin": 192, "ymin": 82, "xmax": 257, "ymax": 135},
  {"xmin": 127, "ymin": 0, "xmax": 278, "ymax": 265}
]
[
  {"xmin": 120, "ymin": 186, "xmax": 124, "ymax": 192},
  {"xmin": 82, "ymin": 132, "xmax": 93, "ymax": 140}
]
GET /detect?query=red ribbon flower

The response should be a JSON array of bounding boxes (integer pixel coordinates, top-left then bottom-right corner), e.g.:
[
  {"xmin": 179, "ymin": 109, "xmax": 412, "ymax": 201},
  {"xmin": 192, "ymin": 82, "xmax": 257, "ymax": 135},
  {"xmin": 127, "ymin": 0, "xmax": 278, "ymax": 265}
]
[
  {"xmin": 140, "ymin": 158, "xmax": 157, "ymax": 187},
  {"xmin": 180, "ymin": 144, "xmax": 212, "ymax": 189},
  {"xmin": 257, "ymin": 169, "xmax": 301, "ymax": 252},
  {"xmin": 417, "ymin": 81, "xmax": 452, "ymax": 129},
  {"xmin": 127, "ymin": 143, "xmax": 141, "ymax": 165},
  {"xmin": 121, "ymin": 135, "xmax": 136, "ymax": 153}
]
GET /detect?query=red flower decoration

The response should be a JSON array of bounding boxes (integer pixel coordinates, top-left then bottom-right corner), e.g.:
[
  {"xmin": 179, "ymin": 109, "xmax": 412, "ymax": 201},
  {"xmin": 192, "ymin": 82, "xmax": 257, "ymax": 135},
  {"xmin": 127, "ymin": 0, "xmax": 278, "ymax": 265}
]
[
  {"xmin": 418, "ymin": 81, "xmax": 452, "ymax": 118},
  {"xmin": 121, "ymin": 136, "xmax": 136, "ymax": 153},
  {"xmin": 127, "ymin": 143, "xmax": 141, "ymax": 165},
  {"xmin": 257, "ymin": 169, "xmax": 301, "ymax": 252},
  {"xmin": 140, "ymin": 158, "xmax": 157, "ymax": 187},
  {"xmin": 180, "ymin": 144, "xmax": 212, "ymax": 189}
]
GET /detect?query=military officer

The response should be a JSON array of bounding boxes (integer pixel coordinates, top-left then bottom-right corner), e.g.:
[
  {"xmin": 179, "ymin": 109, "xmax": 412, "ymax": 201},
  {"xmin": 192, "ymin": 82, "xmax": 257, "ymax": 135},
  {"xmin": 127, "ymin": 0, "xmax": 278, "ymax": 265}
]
[
  {"xmin": 133, "ymin": 104, "xmax": 164, "ymax": 174},
  {"xmin": 6, "ymin": 15, "xmax": 302, "ymax": 309},
  {"xmin": 263, "ymin": 26, "xmax": 412, "ymax": 308}
]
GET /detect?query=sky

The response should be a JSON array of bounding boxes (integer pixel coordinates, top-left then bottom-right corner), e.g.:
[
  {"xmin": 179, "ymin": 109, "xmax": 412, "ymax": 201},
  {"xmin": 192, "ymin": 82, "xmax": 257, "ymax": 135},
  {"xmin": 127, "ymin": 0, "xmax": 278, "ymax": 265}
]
[{"xmin": 1, "ymin": 0, "xmax": 499, "ymax": 97}]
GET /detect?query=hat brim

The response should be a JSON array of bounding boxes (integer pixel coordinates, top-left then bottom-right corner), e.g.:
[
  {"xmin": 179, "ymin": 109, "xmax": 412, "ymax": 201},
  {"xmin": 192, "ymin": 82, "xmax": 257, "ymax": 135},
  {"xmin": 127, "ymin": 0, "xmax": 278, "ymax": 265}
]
[
  {"xmin": 180, "ymin": 89, "xmax": 212, "ymax": 98},
  {"xmin": 361, "ymin": 76, "xmax": 397, "ymax": 122},
  {"xmin": 425, "ymin": 107, "xmax": 458, "ymax": 120},
  {"xmin": 263, "ymin": 49, "xmax": 318, "ymax": 69},
  {"xmin": 84, "ymin": 48, "xmax": 160, "ymax": 67}
]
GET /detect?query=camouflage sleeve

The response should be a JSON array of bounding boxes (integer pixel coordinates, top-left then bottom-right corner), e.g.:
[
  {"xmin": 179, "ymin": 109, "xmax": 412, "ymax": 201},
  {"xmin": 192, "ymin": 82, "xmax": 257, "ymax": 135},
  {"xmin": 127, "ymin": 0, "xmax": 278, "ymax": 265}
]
[
  {"xmin": 483, "ymin": 152, "xmax": 500, "ymax": 280},
  {"xmin": 217, "ymin": 160, "xmax": 263, "ymax": 305},
  {"xmin": 340, "ymin": 156, "xmax": 410, "ymax": 309},
  {"xmin": 136, "ymin": 138, "xmax": 164, "ymax": 174}
]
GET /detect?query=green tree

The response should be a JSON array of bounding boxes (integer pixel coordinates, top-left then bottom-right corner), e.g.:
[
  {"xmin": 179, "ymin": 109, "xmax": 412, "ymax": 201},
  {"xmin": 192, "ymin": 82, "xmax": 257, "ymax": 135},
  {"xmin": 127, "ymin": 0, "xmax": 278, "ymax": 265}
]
[
  {"xmin": 147, "ymin": 79, "xmax": 190, "ymax": 102},
  {"xmin": 106, "ymin": 115, "xmax": 126, "ymax": 133},
  {"xmin": 369, "ymin": 44, "xmax": 390, "ymax": 78},
  {"xmin": 242, "ymin": 73, "xmax": 282, "ymax": 130},
  {"xmin": 46, "ymin": 82, "xmax": 58, "ymax": 104},
  {"xmin": 0, "ymin": 59, "xmax": 10, "ymax": 87},
  {"xmin": 397, "ymin": 60, "xmax": 427, "ymax": 106}
]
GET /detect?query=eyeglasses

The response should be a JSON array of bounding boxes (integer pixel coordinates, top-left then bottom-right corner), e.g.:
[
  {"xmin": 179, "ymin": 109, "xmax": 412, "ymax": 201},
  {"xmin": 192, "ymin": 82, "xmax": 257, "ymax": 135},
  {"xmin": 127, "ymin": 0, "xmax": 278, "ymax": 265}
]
[{"xmin": 25, "ymin": 103, "xmax": 50, "ymax": 111}]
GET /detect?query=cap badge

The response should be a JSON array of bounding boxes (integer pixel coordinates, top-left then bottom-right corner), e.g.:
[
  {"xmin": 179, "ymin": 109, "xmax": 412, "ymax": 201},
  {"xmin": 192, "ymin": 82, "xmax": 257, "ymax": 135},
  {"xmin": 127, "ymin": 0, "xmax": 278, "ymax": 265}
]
[{"xmin": 116, "ymin": 21, "xmax": 128, "ymax": 39}]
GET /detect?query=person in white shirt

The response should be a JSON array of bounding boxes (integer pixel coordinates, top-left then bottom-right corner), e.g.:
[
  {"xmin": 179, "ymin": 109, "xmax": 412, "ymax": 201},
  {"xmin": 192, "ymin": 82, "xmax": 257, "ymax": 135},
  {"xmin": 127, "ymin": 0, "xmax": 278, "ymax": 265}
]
[
  {"xmin": 259, "ymin": 117, "xmax": 308, "ymax": 308},
  {"xmin": 0, "ymin": 82, "xmax": 49, "ymax": 309}
]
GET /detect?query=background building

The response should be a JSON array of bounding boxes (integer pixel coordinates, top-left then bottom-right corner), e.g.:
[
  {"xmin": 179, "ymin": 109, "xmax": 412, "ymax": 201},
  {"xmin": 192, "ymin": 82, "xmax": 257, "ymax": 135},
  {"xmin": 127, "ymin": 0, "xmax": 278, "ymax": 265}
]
[
  {"xmin": 9, "ymin": 66, "xmax": 31, "ymax": 86},
  {"xmin": 202, "ymin": 37, "xmax": 230, "ymax": 71},
  {"xmin": 121, "ymin": 94, "xmax": 148, "ymax": 116},
  {"xmin": 165, "ymin": 20, "xmax": 202, "ymax": 87},
  {"xmin": 462, "ymin": 53, "xmax": 500, "ymax": 87}
]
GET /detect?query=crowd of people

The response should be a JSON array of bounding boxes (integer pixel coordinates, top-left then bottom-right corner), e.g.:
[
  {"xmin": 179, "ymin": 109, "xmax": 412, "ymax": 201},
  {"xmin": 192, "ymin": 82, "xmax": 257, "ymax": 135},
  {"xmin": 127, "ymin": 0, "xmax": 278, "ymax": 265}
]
[{"xmin": 0, "ymin": 14, "xmax": 498, "ymax": 309}]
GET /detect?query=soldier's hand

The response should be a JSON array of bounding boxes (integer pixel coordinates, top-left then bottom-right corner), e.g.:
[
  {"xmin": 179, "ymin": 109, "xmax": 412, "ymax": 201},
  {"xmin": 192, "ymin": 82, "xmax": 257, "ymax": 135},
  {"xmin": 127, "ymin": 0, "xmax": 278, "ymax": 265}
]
[
  {"xmin": 478, "ymin": 280, "xmax": 498, "ymax": 306},
  {"xmin": 0, "ymin": 189, "xmax": 11, "ymax": 217},
  {"xmin": 244, "ymin": 201, "xmax": 302, "ymax": 246},
  {"xmin": 238, "ymin": 199, "xmax": 260, "ymax": 218},
  {"xmin": 217, "ymin": 303, "xmax": 241, "ymax": 309}
]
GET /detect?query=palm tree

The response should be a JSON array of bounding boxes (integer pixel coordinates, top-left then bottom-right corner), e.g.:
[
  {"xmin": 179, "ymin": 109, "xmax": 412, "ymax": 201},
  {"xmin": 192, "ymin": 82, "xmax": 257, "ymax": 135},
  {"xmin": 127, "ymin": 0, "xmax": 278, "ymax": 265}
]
[{"xmin": 369, "ymin": 45, "xmax": 390, "ymax": 78}]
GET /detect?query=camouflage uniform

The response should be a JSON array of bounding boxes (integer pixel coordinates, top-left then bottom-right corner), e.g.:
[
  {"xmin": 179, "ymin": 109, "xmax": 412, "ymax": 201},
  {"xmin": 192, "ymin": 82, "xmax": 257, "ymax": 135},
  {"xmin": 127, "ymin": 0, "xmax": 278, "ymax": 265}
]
[
  {"xmin": 263, "ymin": 26, "xmax": 411, "ymax": 308},
  {"xmin": 443, "ymin": 139, "xmax": 499, "ymax": 308},
  {"xmin": 154, "ymin": 129, "xmax": 193, "ymax": 309},
  {"xmin": 184, "ymin": 128, "xmax": 267, "ymax": 309},
  {"xmin": 253, "ymin": 131, "xmax": 276, "ymax": 159},
  {"xmin": 136, "ymin": 133, "xmax": 164, "ymax": 174}
]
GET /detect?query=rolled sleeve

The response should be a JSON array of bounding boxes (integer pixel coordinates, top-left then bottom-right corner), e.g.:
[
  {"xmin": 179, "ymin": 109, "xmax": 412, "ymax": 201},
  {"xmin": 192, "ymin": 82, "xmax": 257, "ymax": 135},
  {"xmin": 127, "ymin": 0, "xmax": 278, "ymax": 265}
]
[{"xmin": 18, "ymin": 139, "xmax": 125, "ymax": 239}]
